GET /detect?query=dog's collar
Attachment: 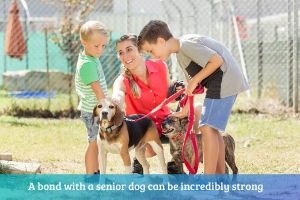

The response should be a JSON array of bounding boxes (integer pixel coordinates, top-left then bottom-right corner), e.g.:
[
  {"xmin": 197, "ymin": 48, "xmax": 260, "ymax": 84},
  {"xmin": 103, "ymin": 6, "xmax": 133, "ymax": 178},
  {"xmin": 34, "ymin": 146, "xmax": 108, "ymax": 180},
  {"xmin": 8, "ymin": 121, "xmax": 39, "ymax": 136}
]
[
  {"xmin": 100, "ymin": 122, "xmax": 123, "ymax": 133},
  {"xmin": 170, "ymin": 132, "xmax": 184, "ymax": 141}
]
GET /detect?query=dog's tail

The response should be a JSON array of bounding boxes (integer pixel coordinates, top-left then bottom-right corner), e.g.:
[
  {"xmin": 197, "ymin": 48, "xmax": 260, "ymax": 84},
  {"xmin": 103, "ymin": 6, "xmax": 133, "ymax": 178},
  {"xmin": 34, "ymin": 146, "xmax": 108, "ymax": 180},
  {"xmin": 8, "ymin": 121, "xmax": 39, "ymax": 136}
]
[{"xmin": 224, "ymin": 134, "xmax": 238, "ymax": 174}]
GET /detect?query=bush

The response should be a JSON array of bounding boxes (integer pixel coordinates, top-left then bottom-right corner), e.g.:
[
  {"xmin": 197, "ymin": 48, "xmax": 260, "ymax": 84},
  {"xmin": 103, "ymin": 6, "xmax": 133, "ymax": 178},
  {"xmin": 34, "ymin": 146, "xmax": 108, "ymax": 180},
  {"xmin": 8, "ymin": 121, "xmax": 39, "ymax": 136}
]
[
  {"xmin": 0, "ymin": 163, "xmax": 11, "ymax": 174},
  {"xmin": 5, "ymin": 105, "xmax": 80, "ymax": 119}
]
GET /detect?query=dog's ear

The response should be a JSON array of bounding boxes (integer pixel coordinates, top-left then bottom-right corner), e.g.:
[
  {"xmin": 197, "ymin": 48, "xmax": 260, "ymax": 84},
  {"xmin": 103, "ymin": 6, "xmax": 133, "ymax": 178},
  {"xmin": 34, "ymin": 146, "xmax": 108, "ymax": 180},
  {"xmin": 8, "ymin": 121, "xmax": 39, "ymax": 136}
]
[
  {"xmin": 92, "ymin": 105, "xmax": 100, "ymax": 126},
  {"xmin": 180, "ymin": 117, "xmax": 189, "ymax": 126},
  {"xmin": 113, "ymin": 103, "xmax": 124, "ymax": 126}
]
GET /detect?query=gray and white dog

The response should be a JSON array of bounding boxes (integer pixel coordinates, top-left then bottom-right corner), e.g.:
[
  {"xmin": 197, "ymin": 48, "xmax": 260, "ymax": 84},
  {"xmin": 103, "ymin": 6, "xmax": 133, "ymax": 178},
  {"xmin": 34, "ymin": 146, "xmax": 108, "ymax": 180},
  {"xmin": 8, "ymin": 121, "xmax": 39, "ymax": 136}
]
[{"xmin": 161, "ymin": 115, "xmax": 238, "ymax": 174}]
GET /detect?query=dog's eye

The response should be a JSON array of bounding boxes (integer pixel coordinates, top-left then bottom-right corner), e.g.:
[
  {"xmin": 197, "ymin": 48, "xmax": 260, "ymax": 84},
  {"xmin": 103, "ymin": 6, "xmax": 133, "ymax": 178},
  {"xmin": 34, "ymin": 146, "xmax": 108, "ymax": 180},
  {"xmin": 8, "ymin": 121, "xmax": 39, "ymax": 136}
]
[
  {"xmin": 109, "ymin": 105, "xmax": 115, "ymax": 109},
  {"xmin": 97, "ymin": 104, "xmax": 102, "ymax": 108}
]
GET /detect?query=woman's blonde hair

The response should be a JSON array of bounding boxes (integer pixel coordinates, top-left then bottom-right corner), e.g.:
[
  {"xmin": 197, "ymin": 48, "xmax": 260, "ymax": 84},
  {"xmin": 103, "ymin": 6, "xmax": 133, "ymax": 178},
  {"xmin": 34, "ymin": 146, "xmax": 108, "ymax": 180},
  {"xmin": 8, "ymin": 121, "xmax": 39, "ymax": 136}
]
[
  {"xmin": 116, "ymin": 34, "xmax": 141, "ymax": 98},
  {"xmin": 80, "ymin": 20, "xmax": 108, "ymax": 41}
]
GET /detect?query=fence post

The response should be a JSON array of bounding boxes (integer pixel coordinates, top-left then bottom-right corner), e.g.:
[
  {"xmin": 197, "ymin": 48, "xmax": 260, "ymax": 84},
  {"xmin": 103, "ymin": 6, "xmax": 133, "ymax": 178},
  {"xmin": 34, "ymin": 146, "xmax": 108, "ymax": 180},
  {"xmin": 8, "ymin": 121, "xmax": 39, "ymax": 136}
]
[
  {"xmin": 187, "ymin": 0, "xmax": 198, "ymax": 34},
  {"xmin": 288, "ymin": 0, "xmax": 293, "ymax": 107},
  {"xmin": 44, "ymin": 28, "xmax": 50, "ymax": 109},
  {"xmin": 20, "ymin": 0, "xmax": 30, "ymax": 70},
  {"xmin": 210, "ymin": 1, "xmax": 216, "ymax": 37},
  {"xmin": 126, "ymin": 0, "xmax": 130, "ymax": 33},
  {"xmin": 170, "ymin": 0, "xmax": 183, "ymax": 36},
  {"xmin": 160, "ymin": 0, "xmax": 171, "ymax": 24},
  {"xmin": 221, "ymin": 0, "xmax": 229, "ymax": 46},
  {"xmin": 293, "ymin": 0, "xmax": 299, "ymax": 112},
  {"xmin": 229, "ymin": 0, "xmax": 250, "ymax": 97},
  {"xmin": 257, "ymin": 0, "xmax": 263, "ymax": 99},
  {"xmin": 3, "ymin": 0, "xmax": 7, "ymax": 72},
  {"xmin": 228, "ymin": 1, "xmax": 233, "ymax": 52}
]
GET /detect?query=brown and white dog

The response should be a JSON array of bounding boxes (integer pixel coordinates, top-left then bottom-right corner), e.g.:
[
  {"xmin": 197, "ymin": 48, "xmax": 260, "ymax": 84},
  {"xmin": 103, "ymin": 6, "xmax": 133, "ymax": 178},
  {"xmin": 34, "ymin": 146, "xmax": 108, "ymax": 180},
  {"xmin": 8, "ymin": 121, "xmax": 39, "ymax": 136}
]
[
  {"xmin": 93, "ymin": 98, "xmax": 167, "ymax": 174},
  {"xmin": 161, "ymin": 116, "xmax": 238, "ymax": 174}
]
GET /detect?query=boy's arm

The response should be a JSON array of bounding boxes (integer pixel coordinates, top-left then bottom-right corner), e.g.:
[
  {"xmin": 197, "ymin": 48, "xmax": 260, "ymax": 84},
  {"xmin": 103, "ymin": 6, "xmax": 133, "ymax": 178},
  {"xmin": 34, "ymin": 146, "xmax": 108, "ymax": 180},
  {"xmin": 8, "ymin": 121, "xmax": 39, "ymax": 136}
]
[
  {"xmin": 79, "ymin": 62, "xmax": 106, "ymax": 101},
  {"xmin": 90, "ymin": 81, "xmax": 106, "ymax": 101},
  {"xmin": 186, "ymin": 53, "xmax": 223, "ymax": 95},
  {"xmin": 172, "ymin": 54, "xmax": 223, "ymax": 117}
]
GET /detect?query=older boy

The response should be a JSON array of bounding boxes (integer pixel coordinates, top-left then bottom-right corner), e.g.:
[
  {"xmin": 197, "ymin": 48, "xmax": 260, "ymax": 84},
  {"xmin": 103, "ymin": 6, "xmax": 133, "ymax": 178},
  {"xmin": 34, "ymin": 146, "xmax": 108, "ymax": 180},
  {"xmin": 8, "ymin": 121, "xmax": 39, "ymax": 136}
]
[{"xmin": 137, "ymin": 20, "xmax": 249, "ymax": 174}]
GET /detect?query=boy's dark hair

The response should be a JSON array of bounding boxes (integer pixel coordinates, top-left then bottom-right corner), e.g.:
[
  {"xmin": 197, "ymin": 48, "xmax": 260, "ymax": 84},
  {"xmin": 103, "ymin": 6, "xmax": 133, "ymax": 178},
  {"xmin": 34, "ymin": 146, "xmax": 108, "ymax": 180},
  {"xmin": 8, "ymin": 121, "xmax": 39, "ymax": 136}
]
[{"xmin": 137, "ymin": 20, "xmax": 173, "ymax": 50}]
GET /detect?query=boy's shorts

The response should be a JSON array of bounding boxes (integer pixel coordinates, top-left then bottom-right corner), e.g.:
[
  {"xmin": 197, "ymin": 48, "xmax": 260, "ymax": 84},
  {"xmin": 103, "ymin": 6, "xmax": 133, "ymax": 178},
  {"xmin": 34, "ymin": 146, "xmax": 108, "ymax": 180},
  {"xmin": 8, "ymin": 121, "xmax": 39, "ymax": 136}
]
[
  {"xmin": 81, "ymin": 111, "xmax": 99, "ymax": 142},
  {"xmin": 199, "ymin": 95, "xmax": 237, "ymax": 132}
]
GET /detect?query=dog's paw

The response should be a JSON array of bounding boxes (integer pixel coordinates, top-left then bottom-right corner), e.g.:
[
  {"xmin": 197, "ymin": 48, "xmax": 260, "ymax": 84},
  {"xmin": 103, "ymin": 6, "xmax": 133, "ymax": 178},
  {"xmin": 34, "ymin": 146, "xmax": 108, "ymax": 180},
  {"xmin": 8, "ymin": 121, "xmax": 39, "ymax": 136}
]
[{"xmin": 124, "ymin": 166, "xmax": 132, "ymax": 174}]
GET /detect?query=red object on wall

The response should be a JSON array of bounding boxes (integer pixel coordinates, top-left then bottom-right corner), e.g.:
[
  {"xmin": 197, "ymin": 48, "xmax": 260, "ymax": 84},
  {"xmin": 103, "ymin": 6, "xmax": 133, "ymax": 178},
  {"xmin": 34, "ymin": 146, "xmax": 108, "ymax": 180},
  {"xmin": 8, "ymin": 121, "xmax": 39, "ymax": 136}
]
[
  {"xmin": 236, "ymin": 16, "xmax": 248, "ymax": 40},
  {"xmin": 5, "ymin": 0, "xmax": 26, "ymax": 60}
]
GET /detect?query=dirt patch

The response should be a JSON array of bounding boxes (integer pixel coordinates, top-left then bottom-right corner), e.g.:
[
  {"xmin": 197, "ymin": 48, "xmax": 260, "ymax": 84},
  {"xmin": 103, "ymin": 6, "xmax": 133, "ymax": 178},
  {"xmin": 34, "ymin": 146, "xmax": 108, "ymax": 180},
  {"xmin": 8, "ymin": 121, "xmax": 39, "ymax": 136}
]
[
  {"xmin": 234, "ymin": 96, "xmax": 299, "ymax": 118},
  {"xmin": 41, "ymin": 161, "xmax": 84, "ymax": 174}
]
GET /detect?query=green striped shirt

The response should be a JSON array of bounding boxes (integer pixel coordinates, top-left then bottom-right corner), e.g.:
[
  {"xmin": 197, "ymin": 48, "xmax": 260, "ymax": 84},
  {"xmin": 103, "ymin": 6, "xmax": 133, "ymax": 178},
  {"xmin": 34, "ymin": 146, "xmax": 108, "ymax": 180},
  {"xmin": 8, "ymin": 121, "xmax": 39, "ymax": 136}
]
[{"xmin": 75, "ymin": 52, "xmax": 108, "ymax": 113}]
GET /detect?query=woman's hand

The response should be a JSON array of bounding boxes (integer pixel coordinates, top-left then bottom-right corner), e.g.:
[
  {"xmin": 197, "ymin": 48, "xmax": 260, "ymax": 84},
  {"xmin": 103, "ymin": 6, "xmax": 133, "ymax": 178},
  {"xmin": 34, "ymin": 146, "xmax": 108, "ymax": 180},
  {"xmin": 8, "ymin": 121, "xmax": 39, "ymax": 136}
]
[
  {"xmin": 171, "ymin": 103, "xmax": 189, "ymax": 118},
  {"xmin": 112, "ymin": 90, "xmax": 125, "ymax": 111},
  {"xmin": 171, "ymin": 111, "xmax": 187, "ymax": 118},
  {"xmin": 167, "ymin": 80, "xmax": 186, "ymax": 102}
]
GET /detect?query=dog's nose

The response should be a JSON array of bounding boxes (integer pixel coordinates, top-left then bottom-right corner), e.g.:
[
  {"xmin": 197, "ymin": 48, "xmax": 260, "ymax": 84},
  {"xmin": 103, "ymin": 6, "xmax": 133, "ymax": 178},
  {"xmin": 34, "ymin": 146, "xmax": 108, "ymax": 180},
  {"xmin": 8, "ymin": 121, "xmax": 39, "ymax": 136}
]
[{"xmin": 102, "ymin": 111, "xmax": 108, "ymax": 117}]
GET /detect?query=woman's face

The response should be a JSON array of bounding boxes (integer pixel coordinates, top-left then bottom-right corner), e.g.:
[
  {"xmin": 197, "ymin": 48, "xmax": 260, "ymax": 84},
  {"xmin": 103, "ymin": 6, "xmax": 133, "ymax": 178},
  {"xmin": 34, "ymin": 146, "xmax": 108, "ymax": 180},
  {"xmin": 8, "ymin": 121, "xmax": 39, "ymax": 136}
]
[{"xmin": 117, "ymin": 40, "xmax": 141, "ymax": 70}]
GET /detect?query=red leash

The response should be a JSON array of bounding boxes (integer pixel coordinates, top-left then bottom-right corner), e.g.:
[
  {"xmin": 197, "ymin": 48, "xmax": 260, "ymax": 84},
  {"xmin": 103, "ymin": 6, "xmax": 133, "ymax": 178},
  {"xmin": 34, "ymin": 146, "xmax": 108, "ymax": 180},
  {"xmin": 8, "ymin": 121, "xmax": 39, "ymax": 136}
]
[
  {"xmin": 126, "ymin": 85, "xmax": 204, "ymax": 174},
  {"xmin": 125, "ymin": 88, "xmax": 186, "ymax": 122},
  {"xmin": 181, "ymin": 96, "xmax": 199, "ymax": 174},
  {"xmin": 181, "ymin": 86, "xmax": 204, "ymax": 174}
]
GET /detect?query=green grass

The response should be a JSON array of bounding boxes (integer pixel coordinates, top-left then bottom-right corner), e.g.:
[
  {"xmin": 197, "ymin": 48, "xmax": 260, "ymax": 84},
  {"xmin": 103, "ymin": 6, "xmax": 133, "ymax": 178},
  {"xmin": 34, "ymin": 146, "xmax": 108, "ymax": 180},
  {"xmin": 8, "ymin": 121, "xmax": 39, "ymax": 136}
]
[
  {"xmin": 0, "ymin": 88, "xmax": 299, "ymax": 173},
  {"xmin": 0, "ymin": 116, "xmax": 85, "ymax": 166},
  {"xmin": 228, "ymin": 114, "xmax": 300, "ymax": 173},
  {"xmin": 0, "ymin": 113, "xmax": 299, "ymax": 174}
]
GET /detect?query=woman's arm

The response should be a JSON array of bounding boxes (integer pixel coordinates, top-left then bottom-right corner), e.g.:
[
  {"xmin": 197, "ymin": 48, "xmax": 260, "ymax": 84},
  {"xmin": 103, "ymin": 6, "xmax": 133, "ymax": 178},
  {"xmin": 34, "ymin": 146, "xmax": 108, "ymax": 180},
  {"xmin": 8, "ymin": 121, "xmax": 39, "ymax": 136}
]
[
  {"xmin": 112, "ymin": 75, "xmax": 126, "ymax": 110},
  {"xmin": 164, "ymin": 61, "xmax": 172, "ymax": 88}
]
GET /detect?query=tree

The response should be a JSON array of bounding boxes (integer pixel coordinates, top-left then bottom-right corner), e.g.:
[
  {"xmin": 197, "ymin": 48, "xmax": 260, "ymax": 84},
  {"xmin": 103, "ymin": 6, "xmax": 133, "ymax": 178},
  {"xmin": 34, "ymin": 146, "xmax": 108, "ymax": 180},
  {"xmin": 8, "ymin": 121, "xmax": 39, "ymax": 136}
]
[{"xmin": 50, "ymin": 0, "xmax": 95, "ymax": 109}]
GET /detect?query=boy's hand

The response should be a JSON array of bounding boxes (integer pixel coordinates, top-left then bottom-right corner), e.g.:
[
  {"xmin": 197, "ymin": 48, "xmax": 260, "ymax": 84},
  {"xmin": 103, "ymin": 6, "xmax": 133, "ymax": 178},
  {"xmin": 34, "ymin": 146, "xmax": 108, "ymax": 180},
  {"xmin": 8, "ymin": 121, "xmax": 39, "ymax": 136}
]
[{"xmin": 186, "ymin": 79, "xmax": 199, "ymax": 96}]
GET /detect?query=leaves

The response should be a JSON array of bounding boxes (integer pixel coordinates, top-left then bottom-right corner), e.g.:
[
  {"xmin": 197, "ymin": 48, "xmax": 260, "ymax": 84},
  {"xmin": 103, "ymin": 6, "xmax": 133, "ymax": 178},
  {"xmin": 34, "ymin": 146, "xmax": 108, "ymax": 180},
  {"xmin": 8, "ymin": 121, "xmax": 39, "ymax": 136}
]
[{"xmin": 47, "ymin": 0, "xmax": 95, "ymax": 70}]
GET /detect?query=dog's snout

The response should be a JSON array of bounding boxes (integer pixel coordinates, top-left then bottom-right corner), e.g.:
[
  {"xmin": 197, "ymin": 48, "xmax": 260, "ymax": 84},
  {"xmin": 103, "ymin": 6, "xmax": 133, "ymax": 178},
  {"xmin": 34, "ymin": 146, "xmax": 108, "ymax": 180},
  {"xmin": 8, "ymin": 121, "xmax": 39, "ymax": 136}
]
[
  {"xmin": 162, "ymin": 117, "xmax": 172, "ymax": 125},
  {"xmin": 161, "ymin": 120, "xmax": 170, "ymax": 130},
  {"xmin": 102, "ymin": 111, "xmax": 108, "ymax": 117}
]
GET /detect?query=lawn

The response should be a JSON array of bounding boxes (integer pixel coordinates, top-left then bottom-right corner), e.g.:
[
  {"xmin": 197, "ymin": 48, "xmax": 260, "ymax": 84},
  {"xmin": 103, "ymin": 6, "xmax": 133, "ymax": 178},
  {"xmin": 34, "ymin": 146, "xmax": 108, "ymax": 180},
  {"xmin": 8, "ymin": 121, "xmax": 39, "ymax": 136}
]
[{"xmin": 1, "ymin": 111, "xmax": 299, "ymax": 174}]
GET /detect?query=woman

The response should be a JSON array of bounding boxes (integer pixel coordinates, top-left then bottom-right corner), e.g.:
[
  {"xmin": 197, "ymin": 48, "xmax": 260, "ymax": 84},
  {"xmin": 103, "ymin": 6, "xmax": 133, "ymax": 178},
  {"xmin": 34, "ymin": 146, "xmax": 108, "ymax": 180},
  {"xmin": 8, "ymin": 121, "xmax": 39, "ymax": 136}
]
[{"xmin": 112, "ymin": 34, "xmax": 201, "ymax": 174}]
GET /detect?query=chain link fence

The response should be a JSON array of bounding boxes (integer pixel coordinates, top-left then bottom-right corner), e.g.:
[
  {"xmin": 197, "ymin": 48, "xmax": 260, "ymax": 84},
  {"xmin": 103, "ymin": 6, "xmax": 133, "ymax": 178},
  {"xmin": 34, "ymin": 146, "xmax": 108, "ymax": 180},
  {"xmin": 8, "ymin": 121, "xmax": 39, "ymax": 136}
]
[{"xmin": 0, "ymin": 0, "xmax": 299, "ymax": 113}]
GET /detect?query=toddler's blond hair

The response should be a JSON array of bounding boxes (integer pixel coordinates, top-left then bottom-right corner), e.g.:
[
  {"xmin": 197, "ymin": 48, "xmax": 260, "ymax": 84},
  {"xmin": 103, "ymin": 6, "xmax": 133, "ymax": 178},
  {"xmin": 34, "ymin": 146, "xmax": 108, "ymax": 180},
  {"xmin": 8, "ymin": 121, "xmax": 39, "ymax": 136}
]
[{"xmin": 80, "ymin": 21, "xmax": 108, "ymax": 41}]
